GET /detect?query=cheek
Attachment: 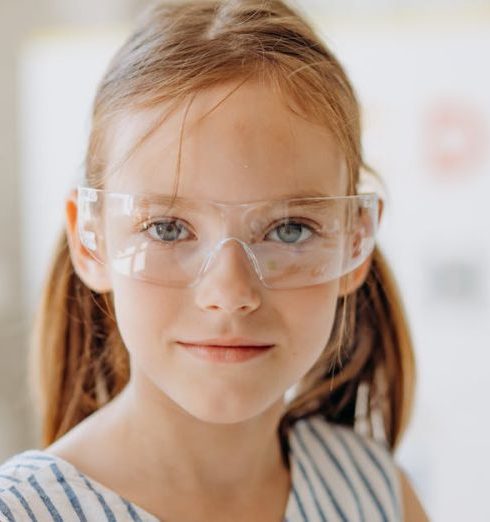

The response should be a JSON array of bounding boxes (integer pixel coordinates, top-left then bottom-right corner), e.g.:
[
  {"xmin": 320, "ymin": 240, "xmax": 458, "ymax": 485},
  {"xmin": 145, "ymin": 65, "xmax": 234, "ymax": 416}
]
[
  {"xmin": 110, "ymin": 277, "xmax": 184, "ymax": 359},
  {"xmin": 275, "ymin": 281, "xmax": 340, "ymax": 368}
]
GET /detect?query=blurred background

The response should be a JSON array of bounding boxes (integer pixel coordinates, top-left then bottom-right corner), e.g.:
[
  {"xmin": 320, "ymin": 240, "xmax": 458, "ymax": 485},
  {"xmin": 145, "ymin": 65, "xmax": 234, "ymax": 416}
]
[{"xmin": 1, "ymin": 0, "xmax": 489, "ymax": 520}]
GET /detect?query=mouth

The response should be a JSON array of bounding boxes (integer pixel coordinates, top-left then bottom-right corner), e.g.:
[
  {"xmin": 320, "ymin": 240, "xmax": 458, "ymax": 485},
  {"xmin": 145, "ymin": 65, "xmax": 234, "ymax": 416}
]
[
  {"xmin": 176, "ymin": 341, "xmax": 275, "ymax": 363},
  {"xmin": 178, "ymin": 336, "xmax": 274, "ymax": 347}
]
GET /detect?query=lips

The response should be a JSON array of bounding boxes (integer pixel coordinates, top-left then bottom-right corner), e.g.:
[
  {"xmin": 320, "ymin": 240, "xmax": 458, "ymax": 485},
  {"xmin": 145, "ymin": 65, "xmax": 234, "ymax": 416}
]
[
  {"xmin": 177, "ymin": 339, "xmax": 274, "ymax": 363},
  {"xmin": 178, "ymin": 337, "xmax": 274, "ymax": 348}
]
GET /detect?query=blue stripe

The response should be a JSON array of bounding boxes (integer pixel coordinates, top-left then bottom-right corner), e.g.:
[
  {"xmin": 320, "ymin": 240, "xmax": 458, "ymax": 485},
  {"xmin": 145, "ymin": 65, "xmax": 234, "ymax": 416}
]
[
  {"xmin": 78, "ymin": 473, "xmax": 117, "ymax": 522},
  {"xmin": 295, "ymin": 428, "xmax": 349, "ymax": 522},
  {"xmin": 307, "ymin": 422, "xmax": 365, "ymax": 521},
  {"xmin": 25, "ymin": 455, "xmax": 56, "ymax": 462},
  {"xmin": 9, "ymin": 486, "xmax": 38, "ymax": 522},
  {"xmin": 290, "ymin": 482, "xmax": 309, "ymax": 522},
  {"xmin": 0, "ymin": 475, "xmax": 21, "ymax": 484},
  {"xmin": 333, "ymin": 430, "xmax": 388, "ymax": 522},
  {"xmin": 351, "ymin": 432, "xmax": 400, "ymax": 517},
  {"xmin": 50, "ymin": 463, "xmax": 87, "ymax": 521},
  {"xmin": 13, "ymin": 465, "xmax": 40, "ymax": 472},
  {"xmin": 28, "ymin": 475, "xmax": 63, "ymax": 522},
  {"xmin": 295, "ymin": 454, "xmax": 325, "ymax": 521},
  {"xmin": 0, "ymin": 496, "xmax": 15, "ymax": 522},
  {"xmin": 122, "ymin": 498, "xmax": 143, "ymax": 521}
]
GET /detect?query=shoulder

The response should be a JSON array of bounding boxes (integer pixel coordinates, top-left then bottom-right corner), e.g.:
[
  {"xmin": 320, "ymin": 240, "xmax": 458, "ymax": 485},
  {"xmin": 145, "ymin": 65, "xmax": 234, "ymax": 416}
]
[
  {"xmin": 0, "ymin": 449, "xmax": 151, "ymax": 521},
  {"xmin": 287, "ymin": 414, "xmax": 403, "ymax": 521},
  {"xmin": 0, "ymin": 449, "xmax": 59, "ymax": 520},
  {"xmin": 398, "ymin": 467, "xmax": 430, "ymax": 522}
]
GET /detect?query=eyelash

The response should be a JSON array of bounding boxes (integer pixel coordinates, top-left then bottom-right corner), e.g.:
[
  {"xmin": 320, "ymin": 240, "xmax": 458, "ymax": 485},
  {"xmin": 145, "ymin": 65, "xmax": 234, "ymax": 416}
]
[{"xmin": 139, "ymin": 217, "xmax": 319, "ymax": 245}]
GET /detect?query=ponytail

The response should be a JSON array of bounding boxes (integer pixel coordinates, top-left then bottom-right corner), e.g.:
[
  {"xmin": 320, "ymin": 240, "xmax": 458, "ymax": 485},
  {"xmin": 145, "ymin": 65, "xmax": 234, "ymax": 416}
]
[{"xmin": 29, "ymin": 230, "xmax": 129, "ymax": 447}]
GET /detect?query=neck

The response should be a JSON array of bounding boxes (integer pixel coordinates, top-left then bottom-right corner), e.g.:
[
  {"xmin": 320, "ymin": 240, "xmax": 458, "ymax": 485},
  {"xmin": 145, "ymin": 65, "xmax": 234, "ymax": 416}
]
[{"xmin": 107, "ymin": 374, "xmax": 289, "ymax": 497}]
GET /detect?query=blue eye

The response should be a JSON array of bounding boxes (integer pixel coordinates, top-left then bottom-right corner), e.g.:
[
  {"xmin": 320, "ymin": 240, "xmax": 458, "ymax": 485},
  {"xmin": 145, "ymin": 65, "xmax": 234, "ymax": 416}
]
[
  {"xmin": 141, "ymin": 218, "xmax": 316, "ymax": 245},
  {"xmin": 144, "ymin": 219, "xmax": 191, "ymax": 242},
  {"xmin": 265, "ymin": 221, "xmax": 314, "ymax": 244}
]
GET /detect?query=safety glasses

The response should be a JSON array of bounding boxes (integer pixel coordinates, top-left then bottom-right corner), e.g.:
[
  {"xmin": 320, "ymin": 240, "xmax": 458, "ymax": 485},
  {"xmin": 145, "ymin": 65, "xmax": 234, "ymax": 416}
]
[{"xmin": 77, "ymin": 187, "xmax": 378, "ymax": 290}]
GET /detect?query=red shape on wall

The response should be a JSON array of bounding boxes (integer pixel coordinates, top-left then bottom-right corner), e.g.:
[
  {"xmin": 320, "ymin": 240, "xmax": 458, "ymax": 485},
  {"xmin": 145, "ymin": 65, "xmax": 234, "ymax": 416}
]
[{"xmin": 424, "ymin": 100, "xmax": 487, "ymax": 180}]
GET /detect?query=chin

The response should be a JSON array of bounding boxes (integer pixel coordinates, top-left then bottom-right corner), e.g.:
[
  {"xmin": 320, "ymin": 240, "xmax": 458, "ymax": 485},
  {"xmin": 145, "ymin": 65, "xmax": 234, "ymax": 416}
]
[{"xmin": 173, "ymin": 389, "xmax": 280, "ymax": 425}]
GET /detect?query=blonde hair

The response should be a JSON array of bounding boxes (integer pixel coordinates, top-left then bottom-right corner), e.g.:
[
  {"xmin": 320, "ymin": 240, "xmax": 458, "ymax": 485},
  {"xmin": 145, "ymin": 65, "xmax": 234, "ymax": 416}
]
[{"xmin": 30, "ymin": 0, "xmax": 415, "ymax": 454}]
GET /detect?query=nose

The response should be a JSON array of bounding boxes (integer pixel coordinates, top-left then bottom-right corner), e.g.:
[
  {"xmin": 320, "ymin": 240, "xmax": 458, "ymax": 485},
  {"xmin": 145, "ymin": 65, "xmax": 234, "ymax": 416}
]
[{"xmin": 193, "ymin": 238, "xmax": 262, "ymax": 314}]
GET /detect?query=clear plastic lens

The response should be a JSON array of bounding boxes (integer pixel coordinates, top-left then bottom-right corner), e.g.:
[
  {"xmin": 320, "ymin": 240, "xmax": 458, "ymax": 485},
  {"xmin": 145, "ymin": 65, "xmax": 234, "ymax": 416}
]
[{"xmin": 77, "ymin": 187, "xmax": 378, "ymax": 289}]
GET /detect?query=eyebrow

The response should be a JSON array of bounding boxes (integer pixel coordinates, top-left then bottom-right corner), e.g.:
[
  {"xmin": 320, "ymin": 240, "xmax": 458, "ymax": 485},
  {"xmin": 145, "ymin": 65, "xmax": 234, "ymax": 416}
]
[
  {"xmin": 132, "ymin": 189, "xmax": 335, "ymax": 206},
  {"xmin": 273, "ymin": 190, "xmax": 335, "ymax": 201}
]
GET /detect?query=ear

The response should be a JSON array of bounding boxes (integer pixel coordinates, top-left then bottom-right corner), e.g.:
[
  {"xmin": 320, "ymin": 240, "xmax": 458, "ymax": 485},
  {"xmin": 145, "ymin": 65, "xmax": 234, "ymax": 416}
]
[
  {"xmin": 338, "ymin": 197, "xmax": 383, "ymax": 297},
  {"xmin": 65, "ymin": 188, "xmax": 112, "ymax": 293}
]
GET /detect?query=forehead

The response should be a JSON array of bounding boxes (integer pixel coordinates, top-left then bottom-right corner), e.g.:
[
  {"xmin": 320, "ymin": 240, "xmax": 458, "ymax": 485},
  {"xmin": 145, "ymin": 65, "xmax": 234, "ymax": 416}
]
[{"xmin": 104, "ymin": 80, "xmax": 348, "ymax": 201}]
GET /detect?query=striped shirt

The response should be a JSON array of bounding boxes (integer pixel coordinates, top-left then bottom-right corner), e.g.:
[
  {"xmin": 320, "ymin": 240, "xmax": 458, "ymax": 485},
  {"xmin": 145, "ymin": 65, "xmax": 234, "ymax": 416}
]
[{"xmin": 0, "ymin": 415, "xmax": 402, "ymax": 521}]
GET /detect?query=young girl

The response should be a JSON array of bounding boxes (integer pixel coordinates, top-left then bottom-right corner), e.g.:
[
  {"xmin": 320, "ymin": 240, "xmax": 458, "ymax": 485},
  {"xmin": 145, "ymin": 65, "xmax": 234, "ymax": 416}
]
[{"xmin": 0, "ymin": 0, "xmax": 429, "ymax": 520}]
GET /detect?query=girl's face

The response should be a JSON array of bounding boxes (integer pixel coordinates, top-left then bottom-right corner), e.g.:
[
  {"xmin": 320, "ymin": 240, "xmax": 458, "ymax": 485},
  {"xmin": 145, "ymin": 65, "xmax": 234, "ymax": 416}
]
[{"xmin": 102, "ymin": 80, "xmax": 348, "ymax": 423}]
